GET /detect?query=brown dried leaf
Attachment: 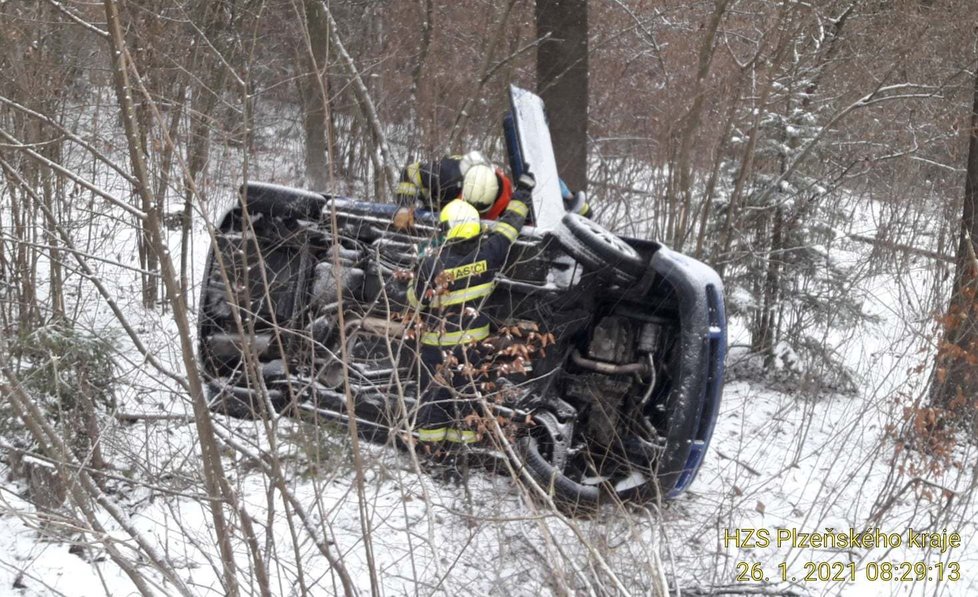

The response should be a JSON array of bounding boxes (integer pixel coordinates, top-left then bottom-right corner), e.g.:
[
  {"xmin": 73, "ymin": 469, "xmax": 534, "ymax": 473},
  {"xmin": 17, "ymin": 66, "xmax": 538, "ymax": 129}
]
[
  {"xmin": 392, "ymin": 207, "xmax": 415, "ymax": 230},
  {"xmin": 393, "ymin": 269, "xmax": 414, "ymax": 282}
]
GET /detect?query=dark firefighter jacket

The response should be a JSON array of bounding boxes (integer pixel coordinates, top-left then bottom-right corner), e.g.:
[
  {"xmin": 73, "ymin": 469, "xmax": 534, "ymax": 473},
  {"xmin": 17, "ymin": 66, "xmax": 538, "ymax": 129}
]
[
  {"xmin": 408, "ymin": 193, "xmax": 530, "ymax": 346},
  {"xmin": 396, "ymin": 156, "xmax": 514, "ymax": 219}
]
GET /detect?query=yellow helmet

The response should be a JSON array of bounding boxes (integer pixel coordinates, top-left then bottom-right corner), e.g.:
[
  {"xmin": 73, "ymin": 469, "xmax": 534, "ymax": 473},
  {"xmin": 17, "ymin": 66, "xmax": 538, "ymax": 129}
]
[{"xmin": 439, "ymin": 199, "xmax": 481, "ymax": 241}]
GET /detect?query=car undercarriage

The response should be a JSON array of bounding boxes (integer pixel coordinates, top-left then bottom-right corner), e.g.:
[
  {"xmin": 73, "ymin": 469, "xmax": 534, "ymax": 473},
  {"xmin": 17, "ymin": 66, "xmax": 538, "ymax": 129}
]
[{"xmin": 197, "ymin": 87, "xmax": 726, "ymax": 510}]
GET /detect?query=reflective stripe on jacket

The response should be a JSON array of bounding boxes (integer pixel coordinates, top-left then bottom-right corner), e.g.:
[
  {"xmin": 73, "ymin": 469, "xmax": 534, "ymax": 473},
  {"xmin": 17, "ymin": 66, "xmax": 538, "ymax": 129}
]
[{"xmin": 410, "ymin": 196, "xmax": 530, "ymax": 346}]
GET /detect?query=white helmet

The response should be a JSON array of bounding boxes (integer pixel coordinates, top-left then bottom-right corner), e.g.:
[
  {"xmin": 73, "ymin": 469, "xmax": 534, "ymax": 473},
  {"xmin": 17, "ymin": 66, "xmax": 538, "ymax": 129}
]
[
  {"xmin": 461, "ymin": 163, "xmax": 499, "ymax": 213},
  {"xmin": 458, "ymin": 150, "xmax": 489, "ymax": 175}
]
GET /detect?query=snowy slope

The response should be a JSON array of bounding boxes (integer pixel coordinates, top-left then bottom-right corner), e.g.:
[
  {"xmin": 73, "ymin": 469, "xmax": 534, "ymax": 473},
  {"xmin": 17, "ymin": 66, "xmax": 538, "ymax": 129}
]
[{"xmin": 1, "ymin": 112, "xmax": 975, "ymax": 597}]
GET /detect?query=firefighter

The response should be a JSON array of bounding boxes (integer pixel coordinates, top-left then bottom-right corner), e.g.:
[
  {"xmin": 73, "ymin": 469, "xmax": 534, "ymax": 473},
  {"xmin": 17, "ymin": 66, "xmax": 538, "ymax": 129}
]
[
  {"xmin": 408, "ymin": 173, "xmax": 535, "ymax": 443},
  {"xmin": 393, "ymin": 152, "xmax": 514, "ymax": 230}
]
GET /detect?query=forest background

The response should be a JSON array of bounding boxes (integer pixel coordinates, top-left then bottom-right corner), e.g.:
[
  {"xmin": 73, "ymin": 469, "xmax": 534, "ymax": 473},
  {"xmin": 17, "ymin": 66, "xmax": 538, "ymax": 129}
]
[{"xmin": 2, "ymin": 0, "xmax": 978, "ymax": 595}]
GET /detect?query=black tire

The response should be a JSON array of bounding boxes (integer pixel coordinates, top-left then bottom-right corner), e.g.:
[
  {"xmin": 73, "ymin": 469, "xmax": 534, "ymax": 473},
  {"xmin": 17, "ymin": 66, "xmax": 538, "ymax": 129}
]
[
  {"xmin": 207, "ymin": 383, "xmax": 262, "ymax": 420},
  {"xmin": 514, "ymin": 410, "xmax": 604, "ymax": 514},
  {"xmin": 207, "ymin": 382, "xmax": 287, "ymax": 420},
  {"xmin": 518, "ymin": 432, "xmax": 600, "ymax": 515},
  {"xmin": 239, "ymin": 182, "xmax": 327, "ymax": 220},
  {"xmin": 554, "ymin": 213, "xmax": 644, "ymax": 284}
]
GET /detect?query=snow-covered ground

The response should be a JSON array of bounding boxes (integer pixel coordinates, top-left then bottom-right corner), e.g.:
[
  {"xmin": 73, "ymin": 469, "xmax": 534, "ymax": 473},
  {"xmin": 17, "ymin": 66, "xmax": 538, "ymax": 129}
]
[{"xmin": 1, "ymin": 103, "xmax": 975, "ymax": 596}]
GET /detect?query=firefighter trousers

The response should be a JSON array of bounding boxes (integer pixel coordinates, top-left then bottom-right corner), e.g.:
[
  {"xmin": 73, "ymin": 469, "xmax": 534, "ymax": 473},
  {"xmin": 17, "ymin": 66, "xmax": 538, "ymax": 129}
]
[{"xmin": 416, "ymin": 343, "xmax": 485, "ymax": 430}]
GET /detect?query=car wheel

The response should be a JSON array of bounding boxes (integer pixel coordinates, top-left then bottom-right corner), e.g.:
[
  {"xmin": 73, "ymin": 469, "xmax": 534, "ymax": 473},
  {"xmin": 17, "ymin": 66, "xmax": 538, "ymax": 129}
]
[
  {"xmin": 207, "ymin": 383, "xmax": 266, "ymax": 420},
  {"xmin": 554, "ymin": 213, "xmax": 644, "ymax": 284},
  {"xmin": 240, "ymin": 182, "xmax": 327, "ymax": 220},
  {"xmin": 516, "ymin": 411, "xmax": 601, "ymax": 514}
]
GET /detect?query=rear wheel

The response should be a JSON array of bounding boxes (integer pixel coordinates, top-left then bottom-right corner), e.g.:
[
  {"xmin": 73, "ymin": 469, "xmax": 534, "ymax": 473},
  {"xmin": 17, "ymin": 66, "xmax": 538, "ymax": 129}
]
[
  {"xmin": 206, "ymin": 382, "xmax": 279, "ymax": 420},
  {"xmin": 239, "ymin": 182, "xmax": 327, "ymax": 219},
  {"xmin": 553, "ymin": 213, "xmax": 644, "ymax": 284},
  {"xmin": 198, "ymin": 194, "xmax": 315, "ymax": 419}
]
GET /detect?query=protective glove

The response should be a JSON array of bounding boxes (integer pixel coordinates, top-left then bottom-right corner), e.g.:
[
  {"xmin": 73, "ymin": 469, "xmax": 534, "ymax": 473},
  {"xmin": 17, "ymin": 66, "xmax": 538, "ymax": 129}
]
[
  {"xmin": 516, "ymin": 173, "xmax": 536, "ymax": 192},
  {"xmin": 392, "ymin": 206, "xmax": 415, "ymax": 231},
  {"xmin": 565, "ymin": 190, "xmax": 590, "ymax": 217}
]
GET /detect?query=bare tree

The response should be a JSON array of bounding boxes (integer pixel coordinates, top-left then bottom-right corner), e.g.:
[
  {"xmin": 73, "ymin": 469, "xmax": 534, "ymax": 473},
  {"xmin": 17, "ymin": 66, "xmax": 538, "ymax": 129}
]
[
  {"xmin": 296, "ymin": 0, "xmax": 335, "ymax": 190},
  {"xmin": 932, "ymin": 58, "xmax": 978, "ymax": 414}
]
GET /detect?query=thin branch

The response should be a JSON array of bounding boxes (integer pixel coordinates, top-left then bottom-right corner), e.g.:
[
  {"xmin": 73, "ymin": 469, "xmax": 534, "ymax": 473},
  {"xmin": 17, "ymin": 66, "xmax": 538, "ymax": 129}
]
[
  {"xmin": 0, "ymin": 155, "xmax": 190, "ymax": 392},
  {"xmin": 42, "ymin": 0, "xmax": 109, "ymax": 38},
  {"xmin": 320, "ymin": 0, "xmax": 398, "ymax": 193},
  {"xmin": 0, "ymin": 127, "xmax": 145, "ymax": 220}
]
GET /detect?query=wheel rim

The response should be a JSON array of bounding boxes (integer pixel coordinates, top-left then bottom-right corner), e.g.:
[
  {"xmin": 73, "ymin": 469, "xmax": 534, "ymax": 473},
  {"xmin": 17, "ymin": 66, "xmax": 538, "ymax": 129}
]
[{"xmin": 578, "ymin": 217, "xmax": 639, "ymax": 259}]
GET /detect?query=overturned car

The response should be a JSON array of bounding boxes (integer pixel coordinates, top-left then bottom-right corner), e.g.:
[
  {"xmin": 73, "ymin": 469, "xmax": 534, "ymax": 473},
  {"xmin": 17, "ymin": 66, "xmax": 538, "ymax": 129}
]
[{"xmin": 198, "ymin": 87, "xmax": 726, "ymax": 508}]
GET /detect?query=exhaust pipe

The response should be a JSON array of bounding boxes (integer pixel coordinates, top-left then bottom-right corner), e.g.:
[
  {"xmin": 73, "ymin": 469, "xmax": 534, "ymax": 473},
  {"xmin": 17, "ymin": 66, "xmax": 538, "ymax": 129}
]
[{"xmin": 570, "ymin": 348, "xmax": 651, "ymax": 377}]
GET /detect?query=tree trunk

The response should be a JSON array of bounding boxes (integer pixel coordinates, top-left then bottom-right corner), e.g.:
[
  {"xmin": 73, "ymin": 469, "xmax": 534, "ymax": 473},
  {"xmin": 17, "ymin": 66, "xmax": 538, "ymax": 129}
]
[
  {"xmin": 536, "ymin": 0, "xmax": 588, "ymax": 191},
  {"xmin": 670, "ymin": 0, "xmax": 729, "ymax": 250},
  {"xmin": 322, "ymin": 1, "xmax": 398, "ymax": 193},
  {"xmin": 42, "ymin": 164, "xmax": 64, "ymax": 320},
  {"xmin": 102, "ymin": 1, "xmax": 243, "ymax": 593},
  {"xmin": 931, "ymin": 66, "xmax": 978, "ymax": 412},
  {"xmin": 410, "ymin": 0, "xmax": 434, "ymax": 153},
  {"xmin": 756, "ymin": 206, "xmax": 783, "ymax": 365},
  {"xmin": 298, "ymin": 0, "xmax": 333, "ymax": 190},
  {"xmin": 180, "ymin": 2, "xmax": 234, "ymax": 302}
]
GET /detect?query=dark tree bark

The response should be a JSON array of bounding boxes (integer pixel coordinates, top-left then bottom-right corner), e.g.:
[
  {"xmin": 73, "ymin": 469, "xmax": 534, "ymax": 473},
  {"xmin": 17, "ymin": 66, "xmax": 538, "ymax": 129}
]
[
  {"xmin": 536, "ymin": 0, "xmax": 588, "ymax": 191},
  {"xmin": 960, "ymin": 73, "xmax": 978, "ymax": 293},
  {"xmin": 931, "ymin": 66, "xmax": 978, "ymax": 412},
  {"xmin": 298, "ymin": 0, "xmax": 334, "ymax": 190},
  {"xmin": 757, "ymin": 206, "xmax": 785, "ymax": 365}
]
